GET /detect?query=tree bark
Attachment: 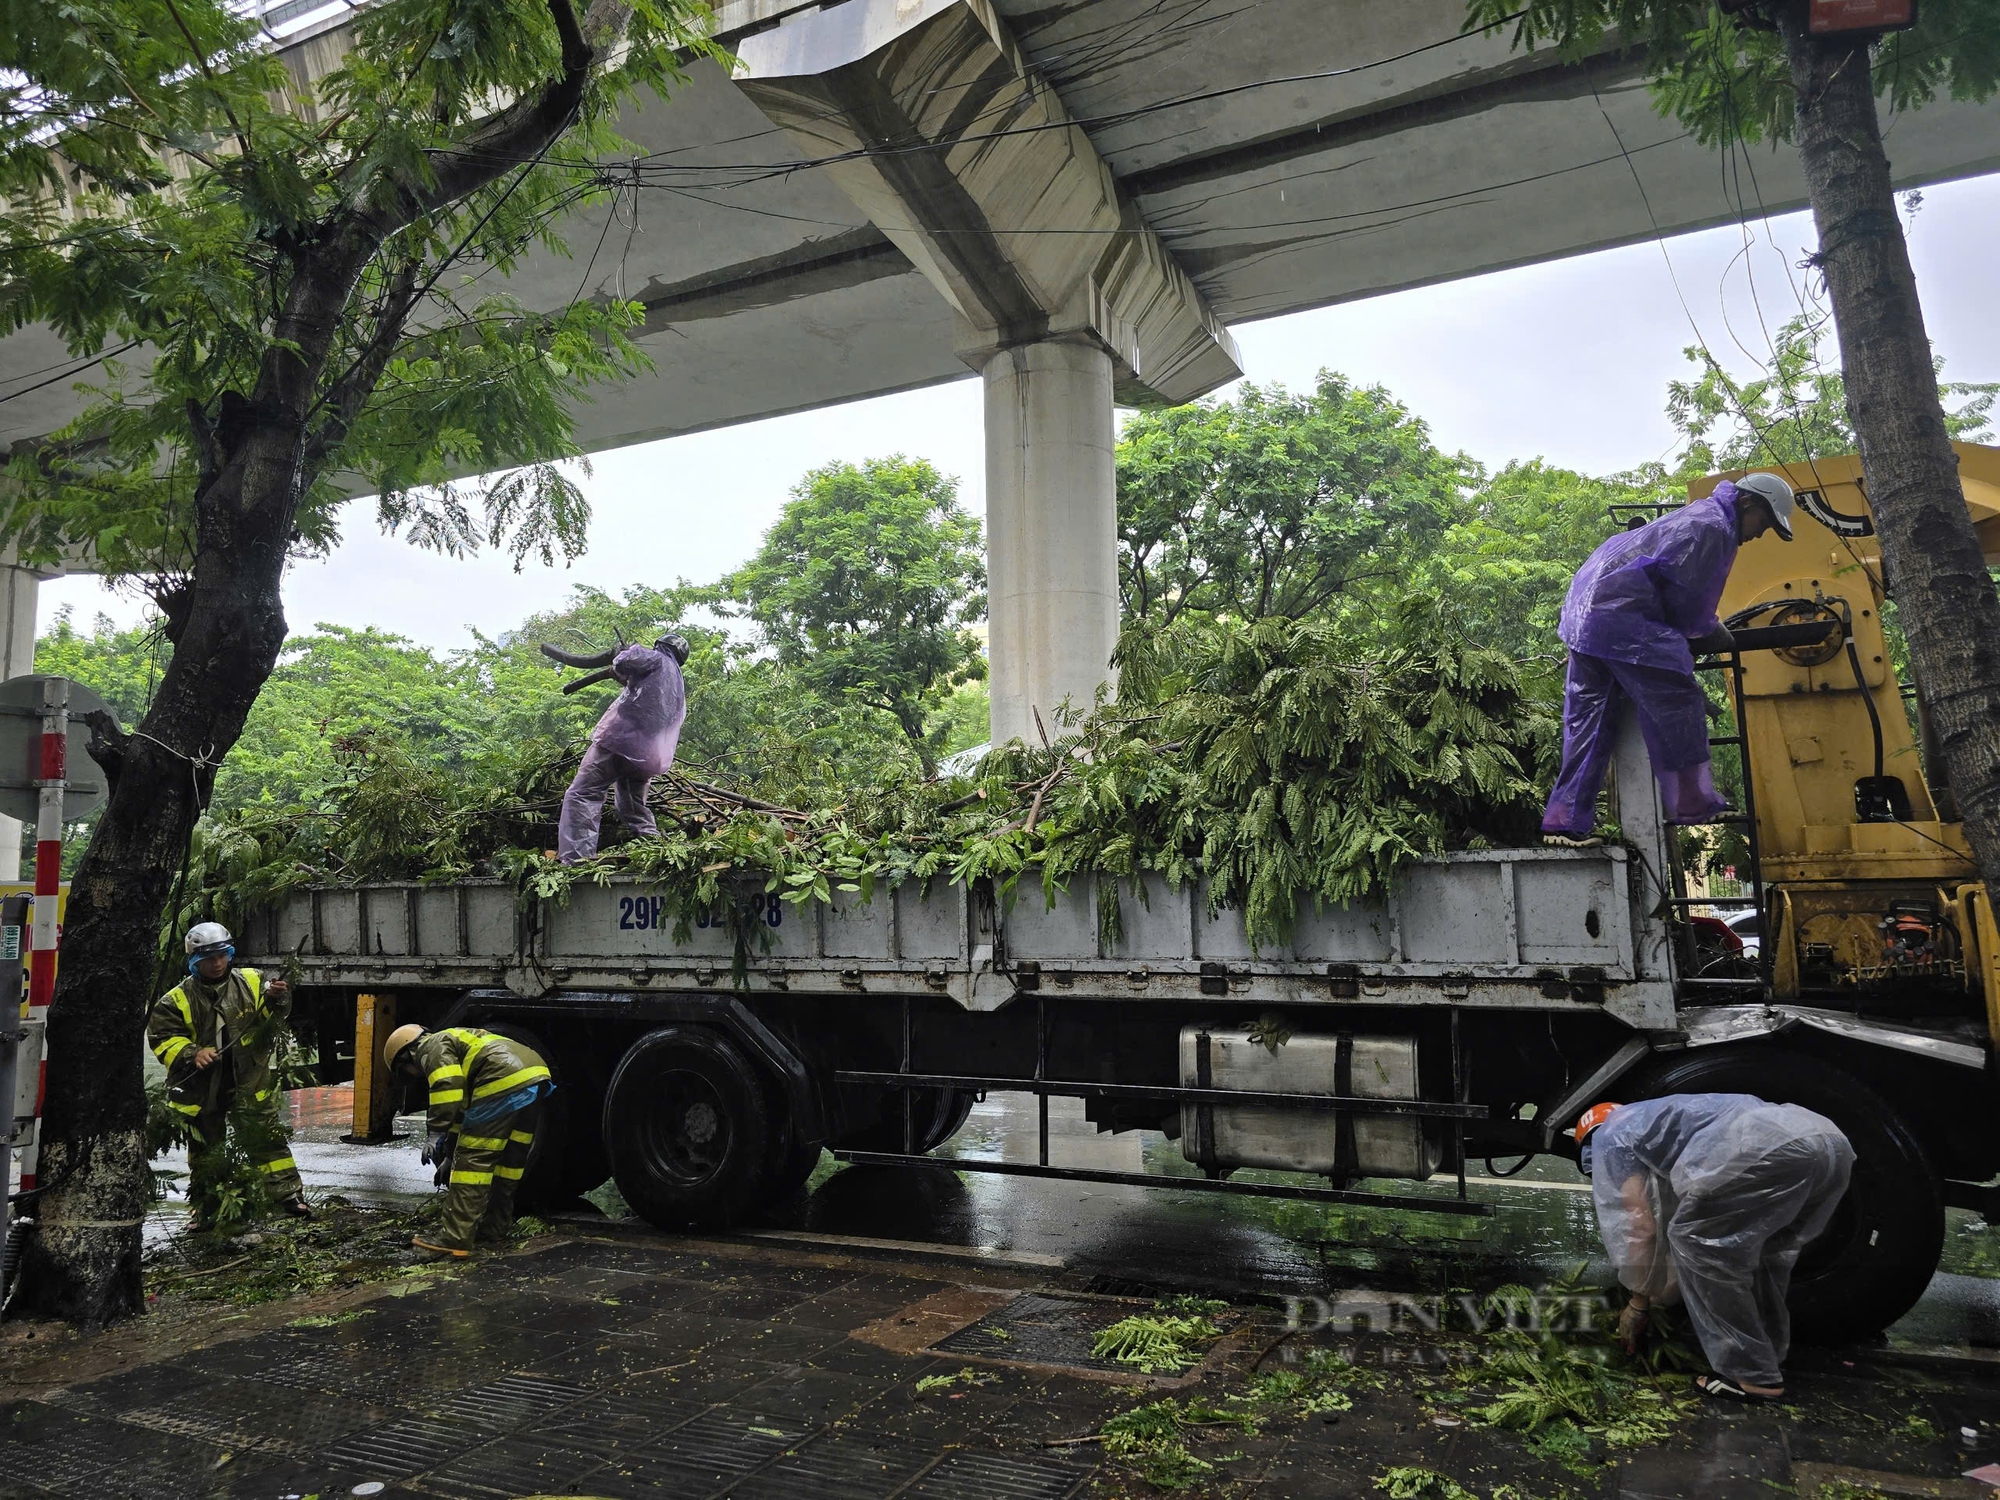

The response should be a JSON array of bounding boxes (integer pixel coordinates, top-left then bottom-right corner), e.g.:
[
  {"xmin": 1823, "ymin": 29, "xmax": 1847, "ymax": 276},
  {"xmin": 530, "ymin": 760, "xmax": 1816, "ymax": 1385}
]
[
  {"xmin": 1779, "ymin": 9, "xmax": 2000, "ymax": 893},
  {"xmin": 15, "ymin": 0, "xmax": 614, "ymax": 1325}
]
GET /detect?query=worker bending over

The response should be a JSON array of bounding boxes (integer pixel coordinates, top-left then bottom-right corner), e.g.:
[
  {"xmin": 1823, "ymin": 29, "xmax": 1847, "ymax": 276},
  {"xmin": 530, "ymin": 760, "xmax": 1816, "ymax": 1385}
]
[
  {"xmin": 557, "ymin": 633, "xmax": 689, "ymax": 864},
  {"xmin": 1575, "ymin": 1094, "xmax": 1853, "ymax": 1401},
  {"xmin": 1541, "ymin": 473, "xmax": 1796, "ymax": 845},
  {"xmin": 148, "ymin": 922, "xmax": 312, "ymax": 1224},
  {"xmin": 384, "ymin": 1025, "xmax": 553, "ymax": 1258}
]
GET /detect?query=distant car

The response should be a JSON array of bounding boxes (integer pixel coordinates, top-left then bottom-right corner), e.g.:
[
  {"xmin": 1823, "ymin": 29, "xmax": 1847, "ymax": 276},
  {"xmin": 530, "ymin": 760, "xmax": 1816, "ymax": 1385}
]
[{"xmin": 1722, "ymin": 906, "xmax": 1761, "ymax": 958}]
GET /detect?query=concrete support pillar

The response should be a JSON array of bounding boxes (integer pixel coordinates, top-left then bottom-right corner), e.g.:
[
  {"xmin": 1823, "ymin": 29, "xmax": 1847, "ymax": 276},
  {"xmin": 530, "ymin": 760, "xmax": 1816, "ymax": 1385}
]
[
  {"xmin": 983, "ymin": 340, "xmax": 1119, "ymax": 747},
  {"xmin": 0, "ymin": 566, "xmax": 39, "ymax": 880}
]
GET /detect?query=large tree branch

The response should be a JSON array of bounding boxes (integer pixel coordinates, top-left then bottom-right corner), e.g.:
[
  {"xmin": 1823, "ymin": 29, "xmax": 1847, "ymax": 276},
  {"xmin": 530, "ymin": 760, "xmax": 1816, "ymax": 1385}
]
[{"xmin": 301, "ymin": 256, "xmax": 424, "ymax": 483}]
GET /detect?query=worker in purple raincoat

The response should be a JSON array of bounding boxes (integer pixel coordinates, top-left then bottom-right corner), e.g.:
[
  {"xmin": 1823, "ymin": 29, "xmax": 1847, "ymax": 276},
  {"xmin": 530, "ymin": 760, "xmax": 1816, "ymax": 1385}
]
[
  {"xmin": 1541, "ymin": 473, "xmax": 1797, "ymax": 845},
  {"xmin": 557, "ymin": 634, "xmax": 689, "ymax": 864}
]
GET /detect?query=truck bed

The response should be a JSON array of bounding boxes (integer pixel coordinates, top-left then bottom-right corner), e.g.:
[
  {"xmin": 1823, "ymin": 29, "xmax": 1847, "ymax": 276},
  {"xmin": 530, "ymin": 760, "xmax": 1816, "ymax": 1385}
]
[{"xmin": 241, "ymin": 844, "xmax": 1674, "ymax": 1027}]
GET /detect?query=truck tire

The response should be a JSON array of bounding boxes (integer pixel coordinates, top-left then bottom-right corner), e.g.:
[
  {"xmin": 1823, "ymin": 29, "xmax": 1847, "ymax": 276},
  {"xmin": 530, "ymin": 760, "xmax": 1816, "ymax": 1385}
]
[
  {"xmin": 484, "ymin": 1023, "xmax": 610, "ymax": 1213},
  {"xmin": 838, "ymin": 1087, "xmax": 975, "ymax": 1155},
  {"xmin": 603, "ymin": 1026, "xmax": 771, "ymax": 1230},
  {"xmin": 1617, "ymin": 1043, "xmax": 1943, "ymax": 1341}
]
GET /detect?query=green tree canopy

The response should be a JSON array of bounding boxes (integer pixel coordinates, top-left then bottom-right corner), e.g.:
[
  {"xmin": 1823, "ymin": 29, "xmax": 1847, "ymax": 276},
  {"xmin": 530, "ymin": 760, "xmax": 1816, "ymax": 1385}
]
[
  {"xmin": 1116, "ymin": 373, "xmax": 1477, "ymax": 626},
  {"xmin": 723, "ymin": 458, "xmax": 987, "ymax": 776}
]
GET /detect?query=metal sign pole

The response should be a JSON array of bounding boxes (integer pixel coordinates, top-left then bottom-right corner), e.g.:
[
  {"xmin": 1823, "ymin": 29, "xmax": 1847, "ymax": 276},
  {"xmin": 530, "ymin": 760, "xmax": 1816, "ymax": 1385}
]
[
  {"xmin": 1, "ymin": 894, "xmax": 32, "ymax": 1301},
  {"xmin": 20, "ymin": 680, "xmax": 65, "ymax": 1193}
]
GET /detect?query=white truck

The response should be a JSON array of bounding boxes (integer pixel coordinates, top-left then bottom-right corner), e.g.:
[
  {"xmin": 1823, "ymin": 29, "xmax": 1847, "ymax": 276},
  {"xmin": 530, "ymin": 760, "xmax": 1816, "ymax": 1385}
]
[{"xmin": 242, "ymin": 691, "xmax": 1996, "ymax": 1340}]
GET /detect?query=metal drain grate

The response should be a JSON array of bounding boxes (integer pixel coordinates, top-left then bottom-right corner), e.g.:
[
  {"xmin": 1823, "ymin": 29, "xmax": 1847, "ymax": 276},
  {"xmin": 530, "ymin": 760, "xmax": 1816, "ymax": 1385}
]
[
  {"xmin": 905, "ymin": 1450, "xmax": 1091, "ymax": 1499},
  {"xmin": 931, "ymin": 1293, "xmax": 1182, "ymax": 1375},
  {"xmin": 317, "ymin": 1417, "xmax": 488, "ymax": 1478},
  {"xmin": 434, "ymin": 1374, "xmax": 585, "ymax": 1430},
  {"xmin": 721, "ymin": 1435, "xmax": 932, "ymax": 1499},
  {"xmin": 0, "ymin": 1406, "xmax": 137, "ymax": 1491},
  {"xmin": 640, "ymin": 1406, "xmax": 813, "ymax": 1477},
  {"xmin": 414, "ymin": 1436, "xmax": 609, "ymax": 1499},
  {"xmin": 244, "ymin": 1348, "xmax": 404, "ymax": 1404},
  {"xmin": 524, "ymin": 1395, "xmax": 703, "ymax": 1456}
]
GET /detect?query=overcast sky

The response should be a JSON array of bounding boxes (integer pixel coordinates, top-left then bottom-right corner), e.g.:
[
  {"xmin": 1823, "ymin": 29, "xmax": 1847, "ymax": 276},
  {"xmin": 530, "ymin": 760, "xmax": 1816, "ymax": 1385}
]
[{"xmin": 40, "ymin": 172, "xmax": 2000, "ymax": 654}]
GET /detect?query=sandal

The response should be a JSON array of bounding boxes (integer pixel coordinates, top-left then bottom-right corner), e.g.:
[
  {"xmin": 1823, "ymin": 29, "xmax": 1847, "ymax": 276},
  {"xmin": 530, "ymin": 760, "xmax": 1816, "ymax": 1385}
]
[{"xmin": 1696, "ymin": 1374, "xmax": 1782, "ymax": 1403}]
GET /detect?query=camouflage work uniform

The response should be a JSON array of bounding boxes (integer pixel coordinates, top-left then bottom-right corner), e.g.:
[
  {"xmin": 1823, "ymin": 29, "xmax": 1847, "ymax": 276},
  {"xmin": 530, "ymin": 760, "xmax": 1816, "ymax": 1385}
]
[
  {"xmin": 147, "ymin": 966, "xmax": 302, "ymax": 1198},
  {"xmin": 415, "ymin": 1028, "xmax": 551, "ymax": 1249}
]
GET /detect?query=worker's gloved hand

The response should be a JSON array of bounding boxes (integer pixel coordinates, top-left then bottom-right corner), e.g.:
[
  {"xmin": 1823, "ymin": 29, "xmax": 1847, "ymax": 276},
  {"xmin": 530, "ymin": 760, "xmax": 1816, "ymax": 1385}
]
[
  {"xmin": 1690, "ymin": 625, "xmax": 1735, "ymax": 655},
  {"xmin": 1618, "ymin": 1298, "xmax": 1650, "ymax": 1355},
  {"xmin": 421, "ymin": 1130, "xmax": 452, "ymax": 1166}
]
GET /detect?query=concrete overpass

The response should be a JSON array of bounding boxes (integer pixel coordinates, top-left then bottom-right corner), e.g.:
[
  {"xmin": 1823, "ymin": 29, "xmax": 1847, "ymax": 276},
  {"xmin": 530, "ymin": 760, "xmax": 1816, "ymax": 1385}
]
[{"xmin": 3, "ymin": 0, "xmax": 1998, "ymax": 855}]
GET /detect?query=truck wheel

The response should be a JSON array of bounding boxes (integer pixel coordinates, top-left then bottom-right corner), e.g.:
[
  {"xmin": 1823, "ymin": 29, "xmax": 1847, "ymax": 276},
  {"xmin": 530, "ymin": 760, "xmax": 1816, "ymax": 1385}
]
[
  {"xmin": 1618, "ymin": 1043, "xmax": 1943, "ymax": 1341},
  {"xmin": 603, "ymin": 1026, "xmax": 770, "ymax": 1230},
  {"xmin": 486, "ymin": 1023, "xmax": 609, "ymax": 1213},
  {"xmin": 838, "ymin": 1087, "xmax": 975, "ymax": 1155}
]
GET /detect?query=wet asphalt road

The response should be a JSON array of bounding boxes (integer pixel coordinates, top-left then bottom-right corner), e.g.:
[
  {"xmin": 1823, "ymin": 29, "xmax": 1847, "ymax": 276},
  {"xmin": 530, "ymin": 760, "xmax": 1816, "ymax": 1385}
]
[{"xmin": 170, "ymin": 1089, "xmax": 2000, "ymax": 1357}]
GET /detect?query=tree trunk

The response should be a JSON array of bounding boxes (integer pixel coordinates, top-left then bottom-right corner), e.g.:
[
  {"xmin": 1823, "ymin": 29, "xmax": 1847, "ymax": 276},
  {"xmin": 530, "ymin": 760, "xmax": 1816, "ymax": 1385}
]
[
  {"xmin": 1779, "ymin": 10, "xmax": 2000, "ymax": 893},
  {"xmin": 15, "ymin": 458, "xmax": 294, "ymax": 1325}
]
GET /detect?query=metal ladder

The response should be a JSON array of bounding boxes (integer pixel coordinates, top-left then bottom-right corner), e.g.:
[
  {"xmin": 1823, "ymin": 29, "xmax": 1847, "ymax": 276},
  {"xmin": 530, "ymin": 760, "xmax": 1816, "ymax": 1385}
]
[{"xmin": 1675, "ymin": 641, "xmax": 1769, "ymax": 999}]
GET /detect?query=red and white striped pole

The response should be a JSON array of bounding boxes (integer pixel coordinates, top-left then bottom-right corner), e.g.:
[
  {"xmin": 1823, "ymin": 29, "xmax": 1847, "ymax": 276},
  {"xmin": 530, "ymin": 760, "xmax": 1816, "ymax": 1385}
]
[{"xmin": 19, "ymin": 678, "xmax": 65, "ymax": 1192}]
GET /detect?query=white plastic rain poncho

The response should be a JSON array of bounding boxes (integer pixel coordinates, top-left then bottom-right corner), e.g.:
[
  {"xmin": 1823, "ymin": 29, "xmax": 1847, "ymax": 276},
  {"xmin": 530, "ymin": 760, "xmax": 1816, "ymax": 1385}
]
[
  {"xmin": 557, "ymin": 642, "xmax": 687, "ymax": 864},
  {"xmin": 1587, "ymin": 1093, "xmax": 1853, "ymax": 1388}
]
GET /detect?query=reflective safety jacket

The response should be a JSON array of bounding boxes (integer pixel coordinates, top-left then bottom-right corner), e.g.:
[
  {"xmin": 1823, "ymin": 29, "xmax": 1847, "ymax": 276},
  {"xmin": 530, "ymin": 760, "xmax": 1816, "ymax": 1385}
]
[
  {"xmin": 413, "ymin": 1028, "xmax": 550, "ymax": 1139},
  {"xmin": 146, "ymin": 967, "xmax": 287, "ymax": 1119}
]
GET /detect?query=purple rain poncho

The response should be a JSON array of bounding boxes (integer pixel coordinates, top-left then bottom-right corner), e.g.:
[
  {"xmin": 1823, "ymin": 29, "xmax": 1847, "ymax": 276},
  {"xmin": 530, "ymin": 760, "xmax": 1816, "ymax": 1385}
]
[
  {"xmin": 1541, "ymin": 484, "xmax": 1742, "ymax": 836},
  {"xmin": 557, "ymin": 644, "xmax": 687, "ymax": 864},
  {"xmin": 1587, "ymin": 1095, "xmax": 1853, "ymax": 1389}
]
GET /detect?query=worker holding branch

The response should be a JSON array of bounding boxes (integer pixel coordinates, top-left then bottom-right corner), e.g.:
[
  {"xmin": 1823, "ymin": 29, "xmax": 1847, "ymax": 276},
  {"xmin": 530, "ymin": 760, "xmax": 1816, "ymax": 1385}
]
[
  {"xmin": 1541, "ymin": 473, "xmax": 1797, "ymax": 845},
  {"xmin": 1575, "ymin": 1095, "xmax": 1853, "ymax": 1401},
  {"xmin": 383, "ymin": 1024, "xmax": 553, "ymax": 1258},
  {"xmin": 148, "ymin": 921, "xmax": 313, "ymax": 1225},
  {"xmin": 553, "ymin": 632, "xmax": 690, "ymax": 864}
]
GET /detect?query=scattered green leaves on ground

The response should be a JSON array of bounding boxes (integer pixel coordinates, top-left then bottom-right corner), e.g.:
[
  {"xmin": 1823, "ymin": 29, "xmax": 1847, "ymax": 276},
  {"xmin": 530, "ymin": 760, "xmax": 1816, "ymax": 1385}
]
[
  {"xmin": 1902, "ymin": 1414, "xmax": 1941, "ymax": 1442},
  {"xmin": 1097, "ymin": 1399, "xmax": 1261, "ymax": 1491},
  {"xmin": 1376, "ymin": 1469, "xmax": 1479, "ymax": 1500},
  {"xmin": 914, "ymin": 1367, "xmax": 996, "ymax": 1395},
  {"xmin": 1094, "ymin": 1311, "xmax": 1225, "ymax": 1374}
]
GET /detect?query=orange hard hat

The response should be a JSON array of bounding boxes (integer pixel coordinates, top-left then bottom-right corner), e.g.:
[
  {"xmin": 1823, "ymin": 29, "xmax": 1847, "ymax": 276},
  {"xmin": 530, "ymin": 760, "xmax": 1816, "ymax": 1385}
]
[{"xmin": 1572, "ymin": 1101, "xmax": 1621, "ymax": 1141}]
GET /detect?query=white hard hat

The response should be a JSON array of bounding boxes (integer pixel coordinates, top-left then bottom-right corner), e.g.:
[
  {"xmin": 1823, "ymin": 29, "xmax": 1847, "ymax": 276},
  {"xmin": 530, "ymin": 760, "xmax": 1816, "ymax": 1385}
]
[
  {"xmin": 184, "ymin": 921, "xmax": 234, "ymax": 956},
  {"xmin": 1734, "ymin": 471, "xmax": 1796, "ymax": 541}
]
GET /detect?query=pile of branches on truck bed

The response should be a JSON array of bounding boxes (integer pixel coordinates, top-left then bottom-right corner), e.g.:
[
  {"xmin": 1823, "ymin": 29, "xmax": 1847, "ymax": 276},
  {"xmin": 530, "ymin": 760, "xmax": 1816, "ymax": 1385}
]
[{"xmin": 180, "ymin": 613, "xmax": 1558, "ymax": 952}]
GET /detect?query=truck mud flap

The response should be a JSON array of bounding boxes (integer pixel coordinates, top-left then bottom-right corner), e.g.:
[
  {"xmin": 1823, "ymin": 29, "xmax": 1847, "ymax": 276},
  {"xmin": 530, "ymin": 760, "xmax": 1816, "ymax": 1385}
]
[{"xmin": 447, "ymin": 989, "xmax": 827, "ymax": 1145}]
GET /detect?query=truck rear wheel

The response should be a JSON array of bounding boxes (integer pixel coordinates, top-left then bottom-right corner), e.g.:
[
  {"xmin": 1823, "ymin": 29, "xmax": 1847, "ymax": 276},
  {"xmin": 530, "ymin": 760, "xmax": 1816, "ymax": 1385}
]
[
  {"xmin": 837, "ymin": 1087, "xmax": 975, "ymax": 1155},
  {"xmin": 1617, "ymin": 1043, "xmax": 1943, "ymax": 1341},
  {"xmin": 603, "ymin": 1026, "xmax": 770, "ymax": 1230},
  {"xmin": 485, "ymin": 1023, "xmax": 609, "ymax": 1213}
]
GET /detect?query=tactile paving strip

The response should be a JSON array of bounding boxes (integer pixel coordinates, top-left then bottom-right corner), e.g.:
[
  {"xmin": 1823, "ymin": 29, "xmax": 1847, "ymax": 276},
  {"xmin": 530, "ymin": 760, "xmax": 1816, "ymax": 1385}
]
[
  {"xmin": 115, "ymin": 1379, "xmax": 385, "ymax": 1458},
  {"xmin": 316, "ymin": 1417, "xmax": 490, "ymax": 1479},
  {"xmin": 929, "ymin": 1293, "xmax": 1167, "ymax": 1375},
  {"xmin": 524, "ymin": 1394, "xmax": 703, "ymax": 1456},
  {"xmin": 904, "ymin": 1449, "xmax": 1091, "ymax": 1499}
]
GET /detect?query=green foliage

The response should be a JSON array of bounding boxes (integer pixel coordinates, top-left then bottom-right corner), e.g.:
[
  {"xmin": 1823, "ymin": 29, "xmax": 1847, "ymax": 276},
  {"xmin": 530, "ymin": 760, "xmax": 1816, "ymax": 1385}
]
[
  {"xmin": 1375, "ymin": 1470, "xmax": 1478, "ymax": 1500},
  {"xmin": 1, "ymin": 0, "xmax": 717, "ymax": 584},
  {"xmin": 1663, "ymin": 312, "xmax": 1996, "ymax": 479},
  {"xmin": 1118, "ymin": 373, "xmax": 1475, "ymax": 627},
  {"xmin": 1091, "ymin": 1312, "xmax": 1223, "ymax": 1374},
  {"xmin": 1463, "ymin": 0, "xmax": 2000, "ymax": 147},
  {"xmin": 721, "ymin": 458, "xmax": 987, "ymax": 775},
  {"xmin": 171, "ymin": 610, "xmax": 1556, "ymax": 958},
  {"xmin": 1098, "ymin": 1398, "xmax": 1261, "ymax": 1491}
]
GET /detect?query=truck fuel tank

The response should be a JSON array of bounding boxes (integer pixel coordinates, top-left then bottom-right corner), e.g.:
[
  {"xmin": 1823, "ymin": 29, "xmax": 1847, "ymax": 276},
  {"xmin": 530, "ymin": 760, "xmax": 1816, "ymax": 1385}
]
[{"xmin": 1178, "ymin": 1027, "xmax": 1440, "ymax": 1181}]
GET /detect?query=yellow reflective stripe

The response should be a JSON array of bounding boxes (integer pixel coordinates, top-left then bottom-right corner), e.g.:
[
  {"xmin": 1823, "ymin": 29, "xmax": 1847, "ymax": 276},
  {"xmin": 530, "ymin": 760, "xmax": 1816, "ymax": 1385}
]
[
  {"xmin": 494, "ymin": 1165, "xmax": 524, "ymax": 1180},
  {"xmin": 169, "ymin": 1101, "xmax": 201, "ymax": 1117},
  {"xmin": 427, "ymin": 1065, "xmax": 465, "ymax": 1085},
  {"xmin": 155, "ymin": 1036, "xmax": 192, "ymax": 1065},
  {"xmin": 258, "ymin": 1156, "xmax": 297, "ymax": 1174},
  {"xmin": 471, "ymin": 1066, "xmax": 551, "ymax": 1099},
  {"xmin": 429, "ymin": 1089, "xmax": 465, "ymax": 1105},
  {"xmin": 457, "ymin": 1135, "xmax": 507, "ymax": 1151},
  {"xmin": 254, "ymin": 1089, "xmax": 270, "ymax": 1102},
  {"xmin": 243, "ymin": 968, "xmax": 263, "ymax": 1006},
  {"xmin": 449, "ymin": 1169, "xmax": 494, "ymax": 1185},
  {"xmin": 508, "ymin": 1130, "xmax": 535, "ymax": 1144}
]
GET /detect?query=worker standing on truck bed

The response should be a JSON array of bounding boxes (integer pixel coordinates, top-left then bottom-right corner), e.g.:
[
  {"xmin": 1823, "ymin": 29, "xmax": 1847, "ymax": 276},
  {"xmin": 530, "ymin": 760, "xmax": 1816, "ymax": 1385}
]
[
  {"xmin": 1575, "ymin": 1094, "xmax": 1853, "ymax": 1401},
  {"xmin": 148, "ymin": 922, "xmax": 313, "ymax": 1225},
  {"xmin": 384, "ymin": 1025, "xmax": 553, "ymax": 1258},
  {"xmin": 557, "ymin": 633, "xmax": 690, "ymax": 864},
  {"xmin": 1541, "ymin": 473, "xmax": 1796, "ymax": 845}
]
